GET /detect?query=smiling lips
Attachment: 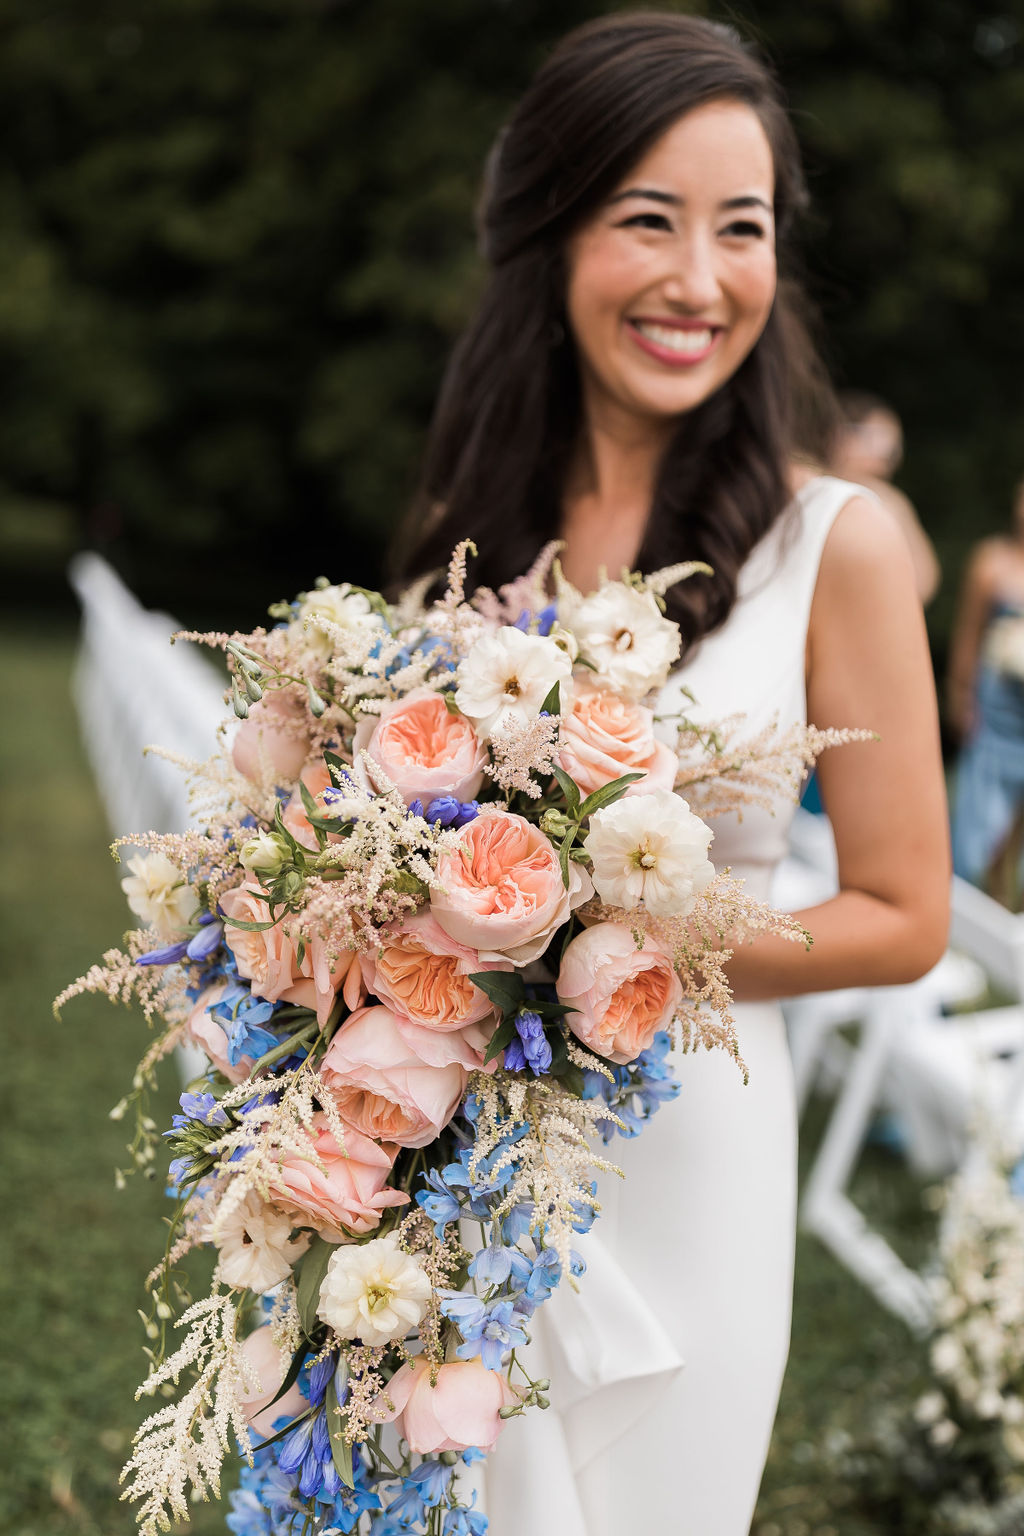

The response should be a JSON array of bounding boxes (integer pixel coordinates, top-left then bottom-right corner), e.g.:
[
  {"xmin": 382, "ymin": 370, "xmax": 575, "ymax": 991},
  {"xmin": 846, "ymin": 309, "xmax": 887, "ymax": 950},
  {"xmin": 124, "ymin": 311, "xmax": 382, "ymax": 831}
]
[{"xmin": 626, "ymin": 317, "xmax": 722, "ymax": 366}]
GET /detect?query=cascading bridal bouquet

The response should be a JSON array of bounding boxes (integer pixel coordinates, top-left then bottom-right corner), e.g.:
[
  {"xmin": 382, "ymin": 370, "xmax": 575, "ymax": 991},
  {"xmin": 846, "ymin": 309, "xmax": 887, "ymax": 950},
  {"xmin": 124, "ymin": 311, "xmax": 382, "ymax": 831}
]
[{"xmin": 59, "ymin": 542, "xmax": 853, "ymax": 1536}]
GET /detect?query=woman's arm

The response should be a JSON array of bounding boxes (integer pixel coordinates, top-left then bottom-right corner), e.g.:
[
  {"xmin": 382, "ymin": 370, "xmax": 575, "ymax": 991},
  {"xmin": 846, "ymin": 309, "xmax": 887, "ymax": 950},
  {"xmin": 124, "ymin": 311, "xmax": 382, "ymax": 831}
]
[
  {"xmin": 725, "ymin": 495, "xmax": 951, "ymax": 1001},
  {"xmin": 946, "ymin": 543, "xmax": 996, "ymax": 740}
]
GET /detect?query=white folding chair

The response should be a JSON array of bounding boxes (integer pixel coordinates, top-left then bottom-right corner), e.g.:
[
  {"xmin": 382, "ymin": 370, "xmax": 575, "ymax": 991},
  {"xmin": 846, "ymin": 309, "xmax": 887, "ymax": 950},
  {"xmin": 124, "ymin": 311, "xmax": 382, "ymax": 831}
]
[{"xmin": 69, "ymin": 552, "xmax": 228, "ymax": 1081}]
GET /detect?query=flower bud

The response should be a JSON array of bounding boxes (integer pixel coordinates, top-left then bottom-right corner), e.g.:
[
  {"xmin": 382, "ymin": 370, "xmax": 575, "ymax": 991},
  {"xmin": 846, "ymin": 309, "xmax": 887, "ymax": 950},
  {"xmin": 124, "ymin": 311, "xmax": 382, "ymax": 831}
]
[
  {"xmin": 548, "ymin": 624, "xmax": 579, "ymax": 663},
  {"xmin": 240, "ymin": 830, "xmax": 289, "ymax": 878}
]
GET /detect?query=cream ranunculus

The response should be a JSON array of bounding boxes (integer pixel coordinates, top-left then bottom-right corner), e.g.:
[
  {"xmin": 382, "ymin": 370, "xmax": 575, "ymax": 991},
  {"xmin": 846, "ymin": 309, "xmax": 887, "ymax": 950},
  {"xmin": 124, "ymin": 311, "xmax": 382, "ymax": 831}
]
[
  {"xmin": 563, "ymin": 582, "xmax": 680, "ymax": 702},
  {"xmin": 210, "ymin": 1189, "xmax": 310, "ymax": 1292},
  {"xmin": 120, "ymin": 851, "xmax": 197, "ymax": 939},
  {"xmin": 583, "ymin": 790, "xmax": 715, "ymax": 918},
  {"xmin": 454, "ymin": 625, "xmax": 573, "ymax": 738},
  {"xmin": 317, "ymin": 1235, "xmax": 431, "ymax": 1346}
]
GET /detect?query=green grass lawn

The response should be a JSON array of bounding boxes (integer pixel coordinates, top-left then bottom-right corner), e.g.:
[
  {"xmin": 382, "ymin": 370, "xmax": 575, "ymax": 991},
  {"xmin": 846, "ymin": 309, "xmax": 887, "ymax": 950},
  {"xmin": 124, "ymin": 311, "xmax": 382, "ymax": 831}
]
[{"xmin": 1, "ymin": 626, "xmax": 932, "ymax": 1536}]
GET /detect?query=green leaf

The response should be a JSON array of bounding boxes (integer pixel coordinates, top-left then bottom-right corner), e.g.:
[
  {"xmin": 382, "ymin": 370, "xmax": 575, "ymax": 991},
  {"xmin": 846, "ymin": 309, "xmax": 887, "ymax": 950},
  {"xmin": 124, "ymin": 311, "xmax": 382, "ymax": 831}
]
[
  {"xmin": 326, "ymin": 1365, "xmax": 354, "ymax": 1489},
  {"xmin": 483, "ymin": 1016, "xmax": 518, "ymax": 1066},
  {"xmin": 578, "ymin": 772, "xmax": 648, "ymax": 820},
  {"xmin": 557, "ymin": 828, "xmax": 577, "ymax": 889},
  {"xmin": 468, "ymin": 970, "xmax": 526, "ymax": 1015},
  {"xmin": 551, "ymin": 765, "xmax": 581, "ymax": 819},
  {"xmin": 539, "ymin": 680, "xmax": 562, "ymax": 718},
  {"xmin": 555, "ymin": 1063, "xmax": 585, "ymax": 1098},
  {"xmin": 323, "ymin": 749, "xmax": 348, "ymax": 782},
  {"xmin": 295, "ymin": 1235, "xmax": 335, "ymax": 1338},
  {"xmin": 219, "ymin": 909, "xmax": 282, "ymax": 933},
  {"xmin": 264, "ymin": 1341, "xmax": 309, "ymax": 1412},
  {"xmin": 546, "ymin": 1028, "xmax": 569, "ymax": 1077}
]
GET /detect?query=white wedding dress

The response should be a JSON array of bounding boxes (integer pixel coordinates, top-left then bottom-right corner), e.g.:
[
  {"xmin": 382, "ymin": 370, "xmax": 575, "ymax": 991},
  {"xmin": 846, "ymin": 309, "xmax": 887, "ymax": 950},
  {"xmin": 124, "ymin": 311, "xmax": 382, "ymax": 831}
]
[{"xmin": 473, "ymin": 476, "xmax": 864, "ymax": 1536}]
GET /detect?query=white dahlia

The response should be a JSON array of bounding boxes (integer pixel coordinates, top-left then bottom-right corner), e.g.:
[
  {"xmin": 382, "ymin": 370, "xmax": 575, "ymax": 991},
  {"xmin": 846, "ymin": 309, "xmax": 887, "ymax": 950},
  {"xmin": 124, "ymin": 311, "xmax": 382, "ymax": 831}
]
[
  {"xmin": 562, "ymin": 582, "xmax": 680, "ymax": 702},
  {"xmin": 583, "ymin": 790, "xmax": 715, "ymax": 918},
  {"xmin": 454, "ymin": 625, "xmax": 573, "ymax": 738},
  {"xmin": 120, "ymin": 851, "xmax": 197, "ymax": 939},
  {"xmin": 317, "ymin": 1235, "xmax": 431, "ymax": 1346},
  {"xmin": 212, "ymin": 1189, "xmax": 311, "ymax": 1293}
]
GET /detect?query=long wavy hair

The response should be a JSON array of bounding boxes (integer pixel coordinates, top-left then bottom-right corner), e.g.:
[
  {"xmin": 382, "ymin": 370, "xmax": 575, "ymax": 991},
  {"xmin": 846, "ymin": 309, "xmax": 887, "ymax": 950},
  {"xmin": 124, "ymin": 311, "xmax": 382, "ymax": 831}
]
[{"xmin": 393, "ymin": 11, "xmax": 835, "ymax": 653}]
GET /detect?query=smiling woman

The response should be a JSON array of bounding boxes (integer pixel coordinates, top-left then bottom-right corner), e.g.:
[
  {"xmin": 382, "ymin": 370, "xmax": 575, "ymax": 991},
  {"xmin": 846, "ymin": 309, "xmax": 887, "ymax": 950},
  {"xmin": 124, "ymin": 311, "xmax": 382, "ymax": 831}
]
[{"xmin": 392, "ymin": 11, "xmax": 949, "ymax": 1536}]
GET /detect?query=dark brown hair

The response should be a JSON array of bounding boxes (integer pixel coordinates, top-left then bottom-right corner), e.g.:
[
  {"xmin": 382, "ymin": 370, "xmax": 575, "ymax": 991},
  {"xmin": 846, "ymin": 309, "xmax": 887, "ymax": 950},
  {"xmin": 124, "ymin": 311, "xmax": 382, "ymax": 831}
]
[{"xmin": 394, "ymin": 11, "xmax": 835, "ymax": 653}]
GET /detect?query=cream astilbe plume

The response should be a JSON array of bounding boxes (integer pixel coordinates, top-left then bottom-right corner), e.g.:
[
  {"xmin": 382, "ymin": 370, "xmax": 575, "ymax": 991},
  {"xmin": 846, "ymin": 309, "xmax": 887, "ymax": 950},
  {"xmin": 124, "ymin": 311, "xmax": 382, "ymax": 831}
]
[
  {"xmin": 471, "ymin": 539, "xmax": 565, "ymax": 626},
  {"xmin": 466, "ymin": 1071, "xmax": 625, "ymax": 1276},
  {"xmin": 121, "ymin": 1290, "xmax": 259, "ymax": 1535},
  {"xmin": 672, "ymin": 714, "xmax": 876, "ymax": 822}
]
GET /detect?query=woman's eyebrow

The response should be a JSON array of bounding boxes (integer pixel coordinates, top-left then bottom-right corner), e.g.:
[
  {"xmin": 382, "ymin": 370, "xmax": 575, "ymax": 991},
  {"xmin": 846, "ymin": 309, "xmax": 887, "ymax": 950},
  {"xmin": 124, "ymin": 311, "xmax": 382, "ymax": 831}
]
[
  {"xmin": 607, "ymin": 187, "xmax": 681, "ymax": 207},
  {"xmin": 607, "ymin": 188, "xmax": 773, "ymax": 214},
  {"xmin": 720, "ymin": 194, "xmax": 773, "ymax": 213}
]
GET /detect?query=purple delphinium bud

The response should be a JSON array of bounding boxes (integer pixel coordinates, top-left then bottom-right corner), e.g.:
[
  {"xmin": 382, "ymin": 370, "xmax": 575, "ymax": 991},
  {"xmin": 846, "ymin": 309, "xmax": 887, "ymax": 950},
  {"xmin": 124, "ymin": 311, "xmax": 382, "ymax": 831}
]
[
  {"xmin": 135, "ymin": 939, "xmax": 190, "ymax": 966},
  {"xmin": 514, "ymin": 1010, "xmax": 552, "ymax": 1076},
  {"xmin": 186, "ymin": 920, "xmax": 223, "ymax": 961}
]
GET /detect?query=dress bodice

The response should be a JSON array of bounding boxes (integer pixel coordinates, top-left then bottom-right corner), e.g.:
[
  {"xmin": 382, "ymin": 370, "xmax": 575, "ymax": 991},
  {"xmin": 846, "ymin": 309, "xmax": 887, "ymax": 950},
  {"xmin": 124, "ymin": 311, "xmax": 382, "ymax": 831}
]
[{"xmin": 657, "ymin": 475, "xmax": 866, "ymax": 898}]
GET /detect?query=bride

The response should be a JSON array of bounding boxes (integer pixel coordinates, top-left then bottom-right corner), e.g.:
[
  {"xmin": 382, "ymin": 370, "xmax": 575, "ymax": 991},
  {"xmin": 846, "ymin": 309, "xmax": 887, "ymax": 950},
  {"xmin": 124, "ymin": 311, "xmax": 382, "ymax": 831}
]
[{"xmin": 397, "ymin": 12, "xmax": 950, "ymax": 1534}]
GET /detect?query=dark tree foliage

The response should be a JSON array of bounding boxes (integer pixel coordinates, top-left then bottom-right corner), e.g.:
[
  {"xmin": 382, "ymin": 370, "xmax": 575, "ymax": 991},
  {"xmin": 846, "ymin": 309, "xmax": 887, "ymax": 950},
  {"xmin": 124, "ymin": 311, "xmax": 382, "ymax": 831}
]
[{"xmin": 0, "ymin": 0, "xmax": 1021, "ymax": 640}]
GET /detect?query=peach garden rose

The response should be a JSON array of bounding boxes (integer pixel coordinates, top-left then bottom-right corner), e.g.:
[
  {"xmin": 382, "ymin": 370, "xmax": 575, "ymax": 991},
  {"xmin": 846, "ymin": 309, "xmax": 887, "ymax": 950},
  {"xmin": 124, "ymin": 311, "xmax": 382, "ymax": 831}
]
[
  {"xmin": 319, "ymin": 1004, "xmax": 468, "ymax": 1148},
  {"xmin": 360, "ymin": 911, "xmax": 509, "ymax": 1033},
  {"xmin": 353, "ymin": 688, "xmax": 487, "ymax": 808},
  {"xmin": 231, "ymin": 687, "xmax": 314, "ymax": 785},
  {"xmin": 558, "ymin": 683, "xmax": 677, "ymax": 798},
  {"xmin": 220, "ymin": 884, "xmax": 362, "ymax": 1026},
  {"xmin": 373, "ymin": 1357, "xmax": 520, "ymax": 1454},
  {"xmin": 557, "ymin": 921, "xmax": 683, "ymax": 1064},
  {"xmin": 272, "ymin": 1115, "xmax": 409, "ymax": 1236},
  {"xmin": 430, "ymin": 807, "xmax": 591, "ymax": 964}
]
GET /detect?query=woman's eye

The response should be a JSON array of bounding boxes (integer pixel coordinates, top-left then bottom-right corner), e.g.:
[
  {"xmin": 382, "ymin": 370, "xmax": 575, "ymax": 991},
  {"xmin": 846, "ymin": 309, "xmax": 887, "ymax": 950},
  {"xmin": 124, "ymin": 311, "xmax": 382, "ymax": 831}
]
[
  {"xmin": 721, "ymin": 220, "xmax": 768, "ymax": 240},
  {"xmin": 617, "ymin": 212, "xmax": 673, "ymax": 232}
]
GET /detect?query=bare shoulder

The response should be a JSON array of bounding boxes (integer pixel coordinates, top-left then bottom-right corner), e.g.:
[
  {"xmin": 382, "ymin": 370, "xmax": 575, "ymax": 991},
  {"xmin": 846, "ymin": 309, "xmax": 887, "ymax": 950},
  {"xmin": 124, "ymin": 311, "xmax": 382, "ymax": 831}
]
[{"xmin": 815, "ymin": 492, "xmax": 917, "ymax": 601}]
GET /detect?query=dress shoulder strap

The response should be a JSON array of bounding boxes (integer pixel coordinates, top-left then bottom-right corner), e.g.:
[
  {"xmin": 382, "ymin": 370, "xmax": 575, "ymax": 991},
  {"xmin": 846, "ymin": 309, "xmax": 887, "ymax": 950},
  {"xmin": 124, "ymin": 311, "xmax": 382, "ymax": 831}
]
[{"xmin": 747, "ymin": 473, "xmax": 873, "ymax": 626}]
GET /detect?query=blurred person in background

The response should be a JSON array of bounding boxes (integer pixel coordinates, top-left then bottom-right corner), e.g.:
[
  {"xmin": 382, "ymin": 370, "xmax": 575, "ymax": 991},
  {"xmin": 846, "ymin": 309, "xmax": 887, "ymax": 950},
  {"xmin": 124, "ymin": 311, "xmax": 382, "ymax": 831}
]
[
  {"xmin": 948, "ymin": 476, "xmax": 1024, "ymax": 902},
  {"xmin": 830, "ymin": 389, "xmax": 941, "ymax": 606}
]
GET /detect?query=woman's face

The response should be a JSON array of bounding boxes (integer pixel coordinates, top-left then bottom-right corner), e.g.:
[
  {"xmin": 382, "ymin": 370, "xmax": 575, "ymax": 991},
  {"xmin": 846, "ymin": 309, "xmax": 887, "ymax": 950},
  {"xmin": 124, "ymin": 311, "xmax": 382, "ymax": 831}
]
[{"xmin": 565, "ymin": 99, "xmax": 777, "ymax": 431}]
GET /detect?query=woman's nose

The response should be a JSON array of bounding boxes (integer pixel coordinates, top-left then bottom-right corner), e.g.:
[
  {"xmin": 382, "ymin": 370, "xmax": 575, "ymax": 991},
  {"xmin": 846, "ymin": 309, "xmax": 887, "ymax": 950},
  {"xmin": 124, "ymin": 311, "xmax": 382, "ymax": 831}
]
[{"xmin": 660, "ymin": 232, "xmax": 722, "ymax": 311}]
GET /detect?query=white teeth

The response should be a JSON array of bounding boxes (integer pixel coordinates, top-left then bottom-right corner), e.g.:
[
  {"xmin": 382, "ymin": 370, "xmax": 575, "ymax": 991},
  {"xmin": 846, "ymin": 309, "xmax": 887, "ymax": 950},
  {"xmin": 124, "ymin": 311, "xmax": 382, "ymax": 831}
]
[{"xmin": 632, "ymin": 321, "xmax": 714, "ymax": 354}]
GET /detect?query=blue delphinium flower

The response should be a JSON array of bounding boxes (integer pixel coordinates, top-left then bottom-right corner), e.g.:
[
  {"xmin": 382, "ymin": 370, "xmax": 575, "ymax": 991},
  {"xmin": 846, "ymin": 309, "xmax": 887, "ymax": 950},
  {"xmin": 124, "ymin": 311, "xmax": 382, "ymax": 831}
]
[
  {"xmin": 417, "ymin": 1167, "xmax": 463, "ymax": 1237},
  {"xmin": 404, "ymin": 1457, "xmax": 454, "ymax": 1507},
  {"xmin": 424, "ymin": 796, "xmax": 480, "ymax": 829},
  {"xmin": 468, "ymin": 1229, "xmax": 517, "ymax": 1287},
  {"xmin": 443, "ymin": 1145, "xmax": 517, "ymax": 1219},
  {"xmin": 207, "ymin": 983, "xmax": 281, "ymax": 1065},
  {"xmin": 504, "ymin": 1010, "xmax": 552, "ymax": 1077},
  {"xmin": 500, "ymin": 1201, "xmax": 534, "ymax": 1245},
  {"xmin": 445, "ymin": 1297, "xmax": 529, "ymax": 1370},
  {"xmin": 444, "ymin": 1495, "xmax": 490, "ymax": 1535},
  {"xmin": 172, "ymin": 1090, "xmax": 228, "ymax": 1128},
  {"xmin": 135, "ymin": 937, "xmax": 190, "ymax": 966},
  {"xmin": 186, "ymin": 918, "xmax": 223, "ymax": 961}
]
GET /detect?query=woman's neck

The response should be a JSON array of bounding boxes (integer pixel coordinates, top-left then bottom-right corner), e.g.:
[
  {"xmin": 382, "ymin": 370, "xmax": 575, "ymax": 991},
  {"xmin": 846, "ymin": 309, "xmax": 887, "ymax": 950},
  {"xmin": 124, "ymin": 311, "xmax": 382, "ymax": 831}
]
[{"xmin": 559, "ymin": 387, "xmax": 674, "ymax": 591}]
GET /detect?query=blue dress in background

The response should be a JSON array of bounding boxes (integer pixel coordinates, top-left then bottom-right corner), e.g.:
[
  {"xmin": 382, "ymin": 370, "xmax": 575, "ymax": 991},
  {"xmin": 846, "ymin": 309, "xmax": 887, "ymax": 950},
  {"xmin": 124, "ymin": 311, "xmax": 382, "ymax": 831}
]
[{"xmin": 952, "ymin": 602, "xmax": 1024, "ymax": 887}]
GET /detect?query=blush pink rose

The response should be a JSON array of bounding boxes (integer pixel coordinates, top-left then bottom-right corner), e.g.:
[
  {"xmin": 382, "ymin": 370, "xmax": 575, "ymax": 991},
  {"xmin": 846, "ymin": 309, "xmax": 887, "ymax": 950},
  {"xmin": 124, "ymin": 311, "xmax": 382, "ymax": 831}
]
[
  {"xmin": 353, "ymin": 689, "xmax": 487, "ymax": 808},
  {"xmin": 558, "ymin": 684, "xmax": 677, "ymax": 798},
  {"xmin": 557, "ymin": 921, "xmax": 683, "ymax": 1065},
  {"xmin": 220, "ymin": 884, "xmax": 361, "ymax": 1025},
  {"xmin": 431, "ymin": 808, "xmax": 591, "ymax": 964},
  {"xmin": 373, "ymin": 1358, "xmax": 520, "ymax": 1453},
  {"xmin": 281, "ymin": 763, "xmax": 333, "ymax": 851},
  {"xmin": 273, "ymin": 1115, "xmax": 409, "ymax": 1235},
  {"xmin": 232, "ymin": 688, "xmax": 313, "ymax": 784},
  {"xmin": 361, "ymin": 912, "xmax": 508, "ymax": 1033},
  {"xmin": 320, "ymin": 1005, "xmax": 467, "ymax": 1148},
  {"xmin": 238, "ymin": 1325, "xmax": 308, "ymax": 1441},
  {"xmin": 185, "ymin": 982, "xmax": 253, "ymax": 1084}
]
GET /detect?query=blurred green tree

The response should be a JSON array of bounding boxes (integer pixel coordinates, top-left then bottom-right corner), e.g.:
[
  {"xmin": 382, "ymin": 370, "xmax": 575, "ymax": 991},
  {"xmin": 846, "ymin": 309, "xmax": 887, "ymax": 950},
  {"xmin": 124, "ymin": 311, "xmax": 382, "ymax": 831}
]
[{"xmin": 0, "ymin": 0, "xmax": 1020, "ymax": 642}]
